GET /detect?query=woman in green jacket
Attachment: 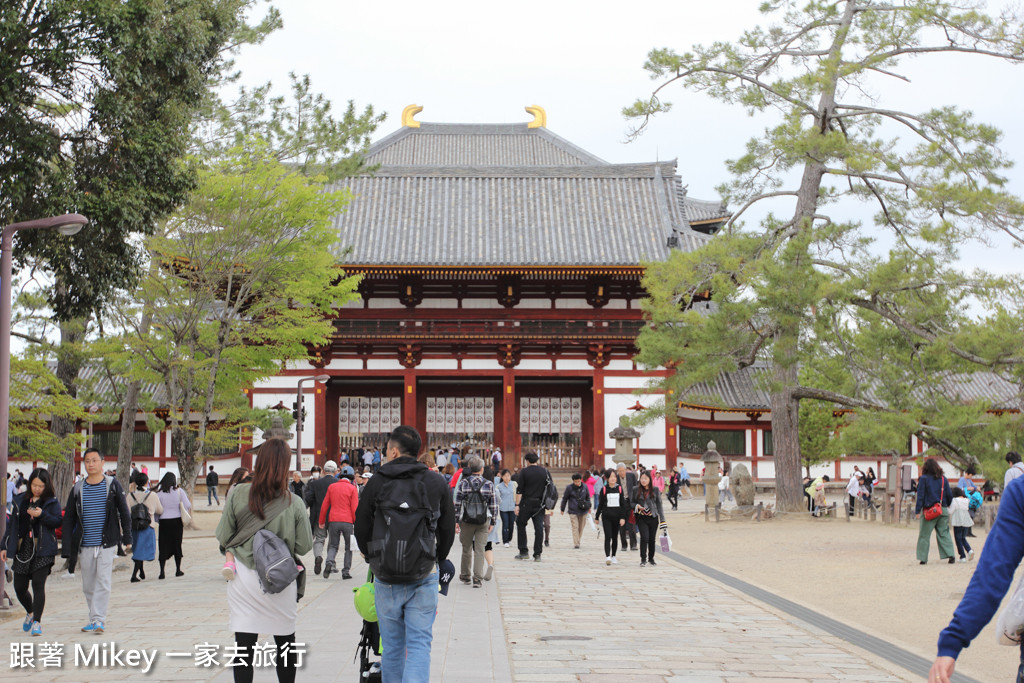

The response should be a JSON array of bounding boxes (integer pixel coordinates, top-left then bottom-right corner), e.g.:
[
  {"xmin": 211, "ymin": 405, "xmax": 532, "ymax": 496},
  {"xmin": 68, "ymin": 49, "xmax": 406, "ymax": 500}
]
[{"xmin": 216, "ymin": 439, "xmax": 312, "ymax": 683}]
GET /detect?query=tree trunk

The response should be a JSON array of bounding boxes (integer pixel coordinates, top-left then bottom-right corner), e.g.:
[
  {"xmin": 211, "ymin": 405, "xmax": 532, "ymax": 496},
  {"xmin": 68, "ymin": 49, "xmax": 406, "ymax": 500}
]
[
  {"xmin": 115, "ymin": 306, "xmax": 153, "ymax": 485},
  {"xmin": 173, "ymin": 424, "xmax": 200, "ymax": 528},
  {"xmin": 770, "ymin": 359, "xmax": 803, "ymax": 511},
  {"xmin": 49, "ymin": 319, "xmax": 86, "ymax": 504}
]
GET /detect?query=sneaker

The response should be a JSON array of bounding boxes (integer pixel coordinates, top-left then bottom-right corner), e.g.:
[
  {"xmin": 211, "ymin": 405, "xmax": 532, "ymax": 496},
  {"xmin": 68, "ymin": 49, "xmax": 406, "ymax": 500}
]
[
  {"xmin": 533, "ymin": 555, "xmax": 542, "ymax": 562},
  {"xmin": 31, "ymin": 621, "xmax": 41, "ymax": 637},
  {"xmin": 221, "ymin": 562, "xmax": 236, "ymax": 582},
  {"xmin": 314, "ymin": 556, "xmax": 323, "ymax": 575},
  {"xmin": 323, "ymin": 562, "xmax": 333, "ymax": 579},
  {"xmin": 23, "ymin": 613, "xmax": 33, "ymax": 632},
  {"xmin": 460, "ymin": 575, "xmax": 471, "ymax": 584},
  {"xmin": 81, "ymin": 621, "xmax": 104, "ymax": 633},
  {"xmin": 649, "ymin": 559, "xmax": 657, "ymax": 566},
  {"xmin": 503, "ymin": 542, "xmax": 510, "ymax": 548},
  {"xmin": 948, "ymin": 557, "xmax": 956, "ymax": 564},
  {"xmin": 484, "ymin": 564, "xmax": 494, "ymax": 581},
  {"xmin": 968, "ymin": 550, "xmax": 975, "ymax": 561},
  {"xmin": 544, "ymin": 540, "xmax": 550, "ymax": 547},
  {"xmin": 611, "ymin": 556, "xmax": 618, "ymax": 564},
  {"xmin": 342, "ymin": 570, "xmax": 352, "ymax": 580},
  {"xmin": 606, "ymin": 556, "xmax": 611, "ymax": 565},
  {"xmin": 958, "ymin": 558, "xmax": 967, "ymax": 563},
  {"xmin": 472, "ymin": 579, "xmax": 482, "ymax": 588},
  {"xmin": 573, "ymin": 545, "xmax": 580, "ymax": 549},
  {"xmin": 640, "ymin": 561, "xmax": 647, "ymax": 567},
  {"xmin": 514, "ymin": 553, "xmax": 530, "ymax": 561}
]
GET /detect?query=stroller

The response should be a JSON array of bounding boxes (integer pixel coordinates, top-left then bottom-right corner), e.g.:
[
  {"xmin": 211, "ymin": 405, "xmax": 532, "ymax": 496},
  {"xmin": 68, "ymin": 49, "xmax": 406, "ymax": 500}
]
[{"xmin": 353, "ymin": 570, "xmax": 382, "ymax": 681}]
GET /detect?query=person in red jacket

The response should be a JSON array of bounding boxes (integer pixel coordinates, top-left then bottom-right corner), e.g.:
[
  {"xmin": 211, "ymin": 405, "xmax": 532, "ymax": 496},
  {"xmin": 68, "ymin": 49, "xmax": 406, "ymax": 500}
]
[{"xmin": 318, "ymin": 465, "xmax": 359, "ymax": 579}]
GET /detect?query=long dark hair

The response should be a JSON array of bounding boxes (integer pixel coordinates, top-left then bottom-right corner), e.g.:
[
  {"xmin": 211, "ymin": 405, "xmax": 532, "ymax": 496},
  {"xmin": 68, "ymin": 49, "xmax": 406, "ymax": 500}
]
[
  {"xmin": 27, "ymin": 468, "xmax": 55, "ymax": 501},
  {"xmin": 226, "ymin": 467, "xmax": 248, "ymax": 491},
  {"xmin": 157, "ymin": 472, "xmax": 177, "ymax": 492},
  {"xmin": 637, "ymin": 471, "xmax": 654, "ymax": 499},
  {"xmin": 249, "ymin": 438, "xmax": 291, "ymax": 519},
  {"xmin": 922, "ymin": 457, "xmax": 944, "ymax": 478}
]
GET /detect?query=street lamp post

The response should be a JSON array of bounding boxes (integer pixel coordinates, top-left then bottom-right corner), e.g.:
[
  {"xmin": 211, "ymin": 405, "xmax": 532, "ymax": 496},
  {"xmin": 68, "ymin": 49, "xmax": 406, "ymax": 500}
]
[
  {"xmin": 0, "ymin": 213, "xmax": 88, "ymax": 608},
  {"xmin": 295, "ymin": 375, "xmax": 329, "ymax": 471}
]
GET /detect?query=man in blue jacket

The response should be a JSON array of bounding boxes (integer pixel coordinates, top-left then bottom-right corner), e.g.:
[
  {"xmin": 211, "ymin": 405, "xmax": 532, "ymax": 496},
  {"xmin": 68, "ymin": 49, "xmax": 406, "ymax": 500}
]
[
  {"xmin": 929, "ymin": 474, "xmax": 1024, "ymax": 682},
  {"xmin": 61, "ymin": 448, "xmax": 132, "ymax": 634}
]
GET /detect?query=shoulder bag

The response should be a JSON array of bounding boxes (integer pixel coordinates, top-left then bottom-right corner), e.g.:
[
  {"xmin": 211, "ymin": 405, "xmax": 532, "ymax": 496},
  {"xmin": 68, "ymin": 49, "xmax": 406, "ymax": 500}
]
[{"xmin": 178, "ymin": 489, "xmax": 193, "ymax": 525}]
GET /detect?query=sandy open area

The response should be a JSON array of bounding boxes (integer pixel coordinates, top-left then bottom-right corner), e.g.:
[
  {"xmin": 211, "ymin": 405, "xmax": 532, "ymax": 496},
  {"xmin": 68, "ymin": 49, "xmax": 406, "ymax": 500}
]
[{"xmin": 664, "ymin": 497, "xmax": 1018, "ymax": 682}]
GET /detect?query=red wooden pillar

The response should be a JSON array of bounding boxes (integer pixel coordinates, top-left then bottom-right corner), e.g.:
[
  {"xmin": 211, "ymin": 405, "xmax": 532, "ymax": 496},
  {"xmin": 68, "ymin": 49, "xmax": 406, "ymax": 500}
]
[
  {"xmin": 403, "ymin": 371, "xmax": 417, "ymax": 430},
  {"xmin": 314, "ymin": 383, "xmax": 327, "ymax": 468},
  {"xmin": 592, "ymin": 370, "xmax": 605, "ymax": 470},
  {"xmin": 665, "ymin": 420, "xmax": 678, "ymax": 471},
  {"xmin": 502, "ymin": 368, "xmax": 518, "ymax": 469},
  {"xmin": 750, "ymin": 427, "xmax": 759, "ymax": 480}
]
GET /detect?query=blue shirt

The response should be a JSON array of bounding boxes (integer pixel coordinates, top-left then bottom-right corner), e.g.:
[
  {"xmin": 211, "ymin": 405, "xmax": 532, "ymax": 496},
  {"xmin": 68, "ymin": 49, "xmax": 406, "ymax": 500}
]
[
  {"xmin": 679, "ymin": 466, "xmax": 689, "ymax": 479},
  {"xmin": 938, "ymin": 476, "xmax": 1024, "ymax": 658},
  {"xmin": 80, "ymin": 480, "xmax": 107, "ymax": 547}
]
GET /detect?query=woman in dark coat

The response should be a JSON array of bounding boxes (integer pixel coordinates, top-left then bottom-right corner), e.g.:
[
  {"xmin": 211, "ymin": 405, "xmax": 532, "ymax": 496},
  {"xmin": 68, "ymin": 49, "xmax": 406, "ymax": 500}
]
[
  {"xmin": 916, "ymin": 457, "xmax": 956, "ymax": 564},
  {"xmin": 0, "ymin": 468, "xmax": 62, "ymax": 636}
]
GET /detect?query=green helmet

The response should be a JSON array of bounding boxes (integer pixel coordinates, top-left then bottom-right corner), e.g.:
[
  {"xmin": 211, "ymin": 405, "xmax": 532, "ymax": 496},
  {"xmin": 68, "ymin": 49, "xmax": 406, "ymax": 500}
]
[{"xmin": 353, "ymin": 582, "xmax": 377, "ymax": 622}]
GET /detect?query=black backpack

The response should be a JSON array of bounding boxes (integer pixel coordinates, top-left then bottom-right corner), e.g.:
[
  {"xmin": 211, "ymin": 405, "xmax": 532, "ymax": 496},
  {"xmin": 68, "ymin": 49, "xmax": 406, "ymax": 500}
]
[
  {"xmin": 461, "ymin": 478, "xmax": 488, "ymax": 525},
  {"xmin": 367, "ymin": 472, "xmax": 439, "ymax": 583},
  {"xmin": 130, "ymin": 492, "xmax": 152, "ymax": 531},
  {"xmin": 543, "ymin": 470, "xmax": 558, "ymax": 510}
]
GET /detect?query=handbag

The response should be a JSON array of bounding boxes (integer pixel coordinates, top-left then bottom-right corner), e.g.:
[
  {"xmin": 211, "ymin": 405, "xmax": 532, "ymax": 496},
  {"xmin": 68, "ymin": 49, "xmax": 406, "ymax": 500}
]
[
  {"xmin": 922, "ymin": 502, "xmax": 942, "ymax": 521},
  {"xmin": 998, "ymin": 574, "xmax": 1024, "ymax": 645},
  {"xmin": 178, "ymin": 490, "xmax": 192, "ymax": 525}
]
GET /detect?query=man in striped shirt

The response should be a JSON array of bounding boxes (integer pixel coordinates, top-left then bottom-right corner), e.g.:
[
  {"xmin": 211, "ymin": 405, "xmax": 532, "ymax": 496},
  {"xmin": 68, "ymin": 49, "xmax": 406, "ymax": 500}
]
[{"xmin": 61, "ymin": 448, "xmax": 132, "ymax": 634}]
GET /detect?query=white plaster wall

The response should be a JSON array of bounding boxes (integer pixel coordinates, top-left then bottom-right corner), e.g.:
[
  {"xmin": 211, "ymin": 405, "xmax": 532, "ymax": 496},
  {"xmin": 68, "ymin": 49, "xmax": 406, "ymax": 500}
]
[
  {"xmin": 604, "ymin": 360, "xmax": 634, "ymax": 372},
  {"xmin": 325, "ymin": 358, "xmax": 363, "ymax": 370},
  {"xmin": 462, "ymin": 359, "xmax": 503, "ymax": 370},
  {"xmin": 515, "ymin": 359, "xmax": 551, "ymax": 370},
  {"xmin": 367, "ymin": 358, "xmax": 405, "ymax": 370},
  {"xmin": 554, "ymin": 298, "xmax": 589, "ymax": 309},
  {"xmin": 639, "ymin": 454, "xmax": 666, "ymax": 470},
  {"xmin": 337, "ymin": 299, "xmax": 363, "ymax": 309},
  {"xmin": 604, "ymin": 300, "xmax": 628, "ymax": 310},
  {"xmin": 462, "ymin": 299, "xmax": 505, "ymax": 309},
  {"xmin": 420, "ymin": 298, "xmax": 459, "ymax": 308},
  {"xmin": 745, "ymin": 430, "xmax": 754, "ymax": 457},
  {"xmin": 419, "ymin": 358, "xmax": 459, "ymax": 370},
  {"xmin": 517, "ymin": 300, "xmax": 552, "ymax": 309},
  {"xmin": 603, "ymin": 376, "xmax": 652, "ymax": 390},
  {"xmin": 555, "ymin": 359, "xmax": 592, "ymax": 371},
  {"xmin": 603, "ymin": 393, "xmax": 666, "ymax": 450},
  {"xmin": 367, "ymin": 298, "xmax": 403, "ymax": 308},
  {"xmin": 758, "ymin": 460, "xmax": 776, "ymax": 479}
]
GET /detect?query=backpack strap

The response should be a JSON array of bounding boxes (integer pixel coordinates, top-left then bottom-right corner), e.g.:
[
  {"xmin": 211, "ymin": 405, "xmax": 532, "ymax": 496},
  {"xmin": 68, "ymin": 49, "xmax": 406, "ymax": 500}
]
[{"xmin": 224, "ymin": 493, "xmax": 293, "ymax": 550}]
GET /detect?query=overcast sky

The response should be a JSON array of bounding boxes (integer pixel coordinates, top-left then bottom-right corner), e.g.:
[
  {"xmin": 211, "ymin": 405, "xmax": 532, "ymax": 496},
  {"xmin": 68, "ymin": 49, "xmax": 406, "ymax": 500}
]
[{"xmin": 233, "ymin": 0, "xmax": 1024, "ymax": 270}]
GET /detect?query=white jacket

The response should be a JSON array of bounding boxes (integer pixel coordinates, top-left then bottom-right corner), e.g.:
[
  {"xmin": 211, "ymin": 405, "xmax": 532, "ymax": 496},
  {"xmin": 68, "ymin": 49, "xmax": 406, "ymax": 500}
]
[{"xmin": 949, "ymin": 496, "xmax": 973, "ymax": 527}]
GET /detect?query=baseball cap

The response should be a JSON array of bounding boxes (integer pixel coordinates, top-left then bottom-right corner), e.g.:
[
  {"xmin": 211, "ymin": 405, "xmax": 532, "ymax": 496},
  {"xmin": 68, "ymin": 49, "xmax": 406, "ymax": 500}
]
[
  {"xmin": 438, "ymin": 559, "xmax": 455, "ymax": 596},
  {"xmin": 323, "ymin": 460, "xmax": 338, "ymax": 472},
  {"xmin": 340, "ymin": 465, "xmax": 355, "ymax": 479}
]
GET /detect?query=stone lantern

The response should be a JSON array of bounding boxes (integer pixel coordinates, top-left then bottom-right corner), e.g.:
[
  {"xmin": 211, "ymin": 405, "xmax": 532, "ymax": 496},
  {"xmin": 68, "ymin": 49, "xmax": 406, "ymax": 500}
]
[
  {"xmin": 608, "ymin": 417, "xmax": 640, "ymax": 467},
  {"xmin": 702, "ymin": 441, "xmax": 722, "ymax": 509}
]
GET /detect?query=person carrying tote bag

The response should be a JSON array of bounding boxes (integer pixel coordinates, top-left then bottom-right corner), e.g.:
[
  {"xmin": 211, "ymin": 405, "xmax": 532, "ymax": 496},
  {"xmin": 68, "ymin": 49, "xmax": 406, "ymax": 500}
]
[{"xmin": 154, "ymin": 473, "xmax": 192, "ymax": 579}]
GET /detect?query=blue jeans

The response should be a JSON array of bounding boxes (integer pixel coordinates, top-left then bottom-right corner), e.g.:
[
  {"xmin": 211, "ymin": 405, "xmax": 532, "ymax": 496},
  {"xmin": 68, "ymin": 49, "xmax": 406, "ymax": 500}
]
[
  {"xmin": 208, "ymin": 486, "xmax": 220, "ymax": 505},
  {"xmin": 375, "ymin": 571, "xmax": 438, "ymax": 683}
]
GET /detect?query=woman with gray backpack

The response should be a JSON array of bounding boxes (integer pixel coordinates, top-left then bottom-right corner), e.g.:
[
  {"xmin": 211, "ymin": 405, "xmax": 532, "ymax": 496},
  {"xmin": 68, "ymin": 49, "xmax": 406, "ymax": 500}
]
[{"xmin": 215, "ymin": 438, "xmax": 313, "ymax": 683}]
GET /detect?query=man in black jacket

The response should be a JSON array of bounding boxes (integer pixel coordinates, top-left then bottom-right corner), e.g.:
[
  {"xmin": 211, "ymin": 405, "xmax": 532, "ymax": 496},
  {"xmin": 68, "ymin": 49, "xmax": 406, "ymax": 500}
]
[
  {"xmin": 354, "ymin": 425, "xmax": 455, "ymax": 683},
  {"xmin": 205, "ymin": 465, "xmax": 220, "ymax": 506},
  {"xmin": 514, "ymin": 452, "xmax": 549, "ymax": 561},
  {"xmin": 303, "ymin": 460, "xmax": 338, "ymax": 575},
  {"xmin": 62, "ymin": 448, "xmax": 132, "ymax": 634}
]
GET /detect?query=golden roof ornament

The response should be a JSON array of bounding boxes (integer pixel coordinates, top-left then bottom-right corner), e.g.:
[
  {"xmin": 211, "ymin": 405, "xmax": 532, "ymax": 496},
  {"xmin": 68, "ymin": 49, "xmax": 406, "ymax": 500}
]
[
  {"xmin": 401, "ymin": 104, "xmax": 423, "ymax": 128},
  {"xmin": 525, "ymin": 105, "xmax": 546, "ymax": 128}
]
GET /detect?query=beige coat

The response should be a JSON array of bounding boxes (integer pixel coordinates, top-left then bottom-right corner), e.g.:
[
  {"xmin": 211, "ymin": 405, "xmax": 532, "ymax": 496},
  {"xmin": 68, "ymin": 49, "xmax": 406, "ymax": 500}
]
[{"xmin": 128, "ymin": 489, "xmax": 164, "ymax": 528}]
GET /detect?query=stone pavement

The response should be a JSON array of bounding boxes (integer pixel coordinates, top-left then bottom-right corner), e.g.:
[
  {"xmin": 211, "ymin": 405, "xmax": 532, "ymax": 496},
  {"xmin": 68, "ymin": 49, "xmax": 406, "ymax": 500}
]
[{"xmin": 0, "ymin": 496, "xmax": 931, "ymax": 682}]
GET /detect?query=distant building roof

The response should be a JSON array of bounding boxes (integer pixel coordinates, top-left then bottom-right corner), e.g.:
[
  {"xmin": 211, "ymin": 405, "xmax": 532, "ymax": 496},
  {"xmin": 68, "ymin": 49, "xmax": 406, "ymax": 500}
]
[
  {"xmin": 677, "ymin": 365, "xmax": 1022, "ymax": 415},
  {"xmin": 366, "ymin": 122, "xmax": 606, "ymax": 167},
  {"xmin": 335, "ymin": 118, "xmax": 726, "ymax": 267}
]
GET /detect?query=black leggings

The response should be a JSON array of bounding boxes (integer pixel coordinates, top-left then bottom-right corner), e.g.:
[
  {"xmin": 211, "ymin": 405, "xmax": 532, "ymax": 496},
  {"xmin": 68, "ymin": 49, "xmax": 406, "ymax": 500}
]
[
  {"xmin": 233, "ymin": 632, "xmax": 296, "ymax": 683},
  {"xmin": 636, "ymin": 515, "xmax": 658, "ymax": 562},
  {"xmin": 601, "ymin": 514, "xmax": 621, "ymax": 556},
  {"xmin": 14, "ymin": 564, "xmax": 51, "ymax": 622}
]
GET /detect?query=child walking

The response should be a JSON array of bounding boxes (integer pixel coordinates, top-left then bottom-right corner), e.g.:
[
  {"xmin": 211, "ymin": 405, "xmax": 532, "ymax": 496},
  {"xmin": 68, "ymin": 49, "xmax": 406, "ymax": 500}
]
[{"xmin": 949, "ymin": 486, "xmax": 974, "ymax": 562}]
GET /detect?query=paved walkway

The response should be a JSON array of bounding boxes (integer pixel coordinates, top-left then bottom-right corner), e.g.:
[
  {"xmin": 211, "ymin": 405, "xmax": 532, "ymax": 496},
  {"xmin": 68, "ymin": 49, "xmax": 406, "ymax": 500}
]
[{"xmin": 0, "ymin": 495, "xmax": 945, "ymax": 682}]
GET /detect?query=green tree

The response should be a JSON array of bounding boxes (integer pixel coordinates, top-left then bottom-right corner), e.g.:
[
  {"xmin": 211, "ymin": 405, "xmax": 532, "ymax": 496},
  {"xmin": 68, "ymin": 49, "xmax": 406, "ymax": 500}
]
[
  {"xmin": 102, "ymin": 144, "xmax": 361, "ymax": 501},
  {"xmin": 1, "ymin": 0, "xmax": 276, "ymax": 500},
  {"xmin": 627, "ymin": 0, "xmax": 1024, "ymax": 511}
]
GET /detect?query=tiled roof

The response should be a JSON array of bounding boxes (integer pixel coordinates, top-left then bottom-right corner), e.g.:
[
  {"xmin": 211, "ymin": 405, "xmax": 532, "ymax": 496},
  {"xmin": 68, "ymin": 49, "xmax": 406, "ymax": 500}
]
[
  {"xmin": 678, "ymin": 363, "xmax": 773, "ymax": 411},
  {"xmin": 16, "ymin": 363, "xmax": 168, "ymax": 411},
  {"xmin": 677, "ymin": 365, "xmax": 1022, "ymax": 413},
  {"xmin": 331, "ymin": 161, "xmax": 712, "ymax": 266},
  {"xmin": 365, "ymin": 123, "xmax": 606, "ymax": 167}
]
